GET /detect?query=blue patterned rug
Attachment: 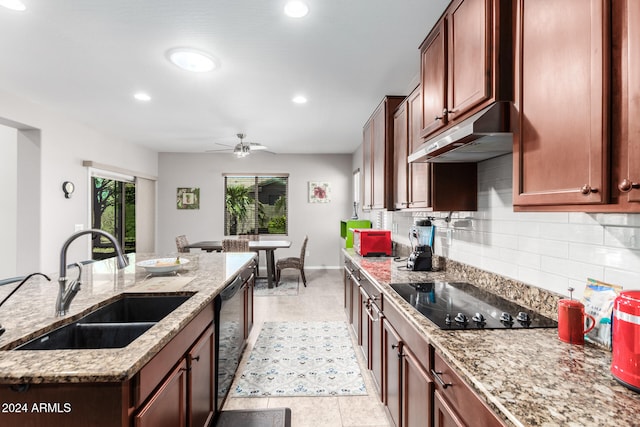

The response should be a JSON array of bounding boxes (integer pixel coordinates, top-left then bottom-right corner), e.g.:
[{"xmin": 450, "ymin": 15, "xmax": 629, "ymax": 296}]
[
  {"xmin": 253, "ymin": 278, "xmax": 299, "ymax": 296},
  {"xmin": 233, "ymin": 321, "xmax": 367, "ymax": 397}
]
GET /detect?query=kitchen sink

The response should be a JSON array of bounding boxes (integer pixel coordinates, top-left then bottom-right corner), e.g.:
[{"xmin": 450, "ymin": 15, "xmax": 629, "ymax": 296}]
[{"xmin": 14, "ymin": 294, "xmax": 192, "ymax": 350}]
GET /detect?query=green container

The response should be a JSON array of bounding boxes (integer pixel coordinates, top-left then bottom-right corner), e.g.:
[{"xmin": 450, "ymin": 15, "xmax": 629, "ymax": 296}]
[{"xmin": 340, "ymin": 219, "xmax": 371, "ymax": 248}]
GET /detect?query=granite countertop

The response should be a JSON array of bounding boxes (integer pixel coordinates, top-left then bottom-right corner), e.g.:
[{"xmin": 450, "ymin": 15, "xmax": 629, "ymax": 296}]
[
  {"xmin": 343, "ymin": 249, "xmax": 640, "ymax": 427},
  {"xmin": 0, "ymin": 251, "xmax": 255, "ymax": 384}
]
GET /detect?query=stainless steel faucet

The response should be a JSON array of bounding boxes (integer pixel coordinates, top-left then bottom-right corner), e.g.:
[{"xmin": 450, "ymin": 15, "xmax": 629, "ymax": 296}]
[
  {"xmin": 57, "ymin": 229, "xmax": 129, "ymax": 316},
  {"xmin": 0, "ymin": 272, "xmax": 51, "ymax": 337}
]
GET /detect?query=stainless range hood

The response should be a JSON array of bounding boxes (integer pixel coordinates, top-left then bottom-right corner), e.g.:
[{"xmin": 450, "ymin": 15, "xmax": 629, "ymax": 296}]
[{"xmin": 408, "ymin": 101, "xmax": 512, "ymax": 163}]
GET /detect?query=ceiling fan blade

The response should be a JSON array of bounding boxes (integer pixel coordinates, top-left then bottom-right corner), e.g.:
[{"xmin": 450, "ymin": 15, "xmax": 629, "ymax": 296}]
[
  {"xmin": 215, "ymin": 142, "xmax": 234, "ymax": 148},
  {"xmin": 205, "ymin": 148, "xmax": 233, "ymax": 153},
  {"xmin": 249, "ymin": 143, "xmax": 267, "ymax": 150}
]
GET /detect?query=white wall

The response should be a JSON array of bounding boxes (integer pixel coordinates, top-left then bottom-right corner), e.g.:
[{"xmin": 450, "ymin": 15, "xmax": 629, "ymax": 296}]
[
  {"xmin": 0, "ymin": 125, "xmax": 17, "ymax": 277},
  {"xmin": 384, "ymin": 154, "xmax": 640, "ymax": 299},
  {"xmin": 157, "ymin": 152, "xmax": 353, "ymax": 268},
  {"xmin": 0, "ymin": 89, "xmax": 158, "ymax": 274}
]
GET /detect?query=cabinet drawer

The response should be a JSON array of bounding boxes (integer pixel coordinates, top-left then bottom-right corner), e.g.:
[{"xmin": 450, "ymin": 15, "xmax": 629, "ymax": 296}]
[
  {"xmin": 136, "ymin": 303, "xmax": 214, "ymax": 406},
  {"xmin": 432, "ymin": 350, "xmax": 505, "ymax": 427}
]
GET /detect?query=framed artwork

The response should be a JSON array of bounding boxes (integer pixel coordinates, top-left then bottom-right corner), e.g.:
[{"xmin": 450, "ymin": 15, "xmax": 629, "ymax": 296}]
[
  {"xmin": 309, "ymin": 181, "xmax": 331, "ymax": 203},
  {"xmin": 177, "ymin": 187, "xmax": 200, "ymax": 209}
]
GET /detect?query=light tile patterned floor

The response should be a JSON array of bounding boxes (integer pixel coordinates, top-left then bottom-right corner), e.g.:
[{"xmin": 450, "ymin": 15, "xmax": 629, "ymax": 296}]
[{"xmin": 223, "ymin": 269, "xmax": 392, "ymax": 427}]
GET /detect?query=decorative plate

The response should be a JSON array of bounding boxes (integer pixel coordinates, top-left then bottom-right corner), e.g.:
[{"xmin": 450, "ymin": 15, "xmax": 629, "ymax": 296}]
[{"xmin": 136, "ymin": 257, "xmax": 190, "ymax": 274}]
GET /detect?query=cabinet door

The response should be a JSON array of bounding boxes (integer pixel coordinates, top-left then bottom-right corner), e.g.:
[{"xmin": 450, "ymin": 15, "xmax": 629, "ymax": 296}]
[
  {"xmin": 371, "ymin": 104, "xmax": 387, "ymax": 209},
  {"xmin": 421, "ymin": 19, "xmax": 448, "ymax": 138},
  {"xmin": 402, "ymin": 346, "xmax": 433, "ymax": 427},
  {"xmin": 447, "ymin": 0, "xmax": 492, "ymax": 119},
  {"xmin": 350, "ymin": 275, "xmax": 361, "ymax": 344},
  {"xmin": 383, "ymin": 318, "xmax": 402, "ymax": 427},
  {"xmin": 359, "ymin": 285, "xmax": 370, "ymax": 363},
  {"xmin": 433, "ymin": 390, "xmax": 465, "ymax": 427},
  {"xmin": 368, "ymin": 302, "xmax": 384, "ymax": 397},
  {"xmin": 188, "ymin": 326, "xmax": 215, "ymax": 427},
  {"xmin": 363, "ymin": 123, "xmax": 373, "ymax": 210},
  {"xmin": 623, "ymin": 0, "xmax": 640, "ymax": 202},
  {"xmin": 135, "ymin": 360, "xmax": 188, "ymax": 427},
  {"xmin": 513, "ymin": 0, "xmax": 609, "ymax": 206},
  {"xmin": 394, "ymin": 102, "xmax": 409, "ymax": 209},
  {"xmin": 343, "ymin": 265, "xmax": 353, "ymax": 318},
  {"xmin": 408, "ymin": 88, "xmax": 430, "ymax": 208}
]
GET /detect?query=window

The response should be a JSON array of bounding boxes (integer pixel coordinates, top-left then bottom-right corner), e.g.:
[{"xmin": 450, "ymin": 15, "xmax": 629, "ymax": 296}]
[
  {"xmin": 91, "ymin": 171, "xmax": 136, "ymax": 260},
  {"xmin": 224, "ymin": 174, "xmax": 288, "ymax": 236}
]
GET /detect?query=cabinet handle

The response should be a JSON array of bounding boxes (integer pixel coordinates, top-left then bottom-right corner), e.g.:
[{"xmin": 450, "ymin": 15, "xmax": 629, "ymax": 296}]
[
  {"xmin": 618, "ymin": 178, "xmax": 640, "ymax": 193},
  {"xmin": 192, "ymin": 355, "xmax": 200, "ymax": 362},
  {"xmin": 580, "ymin": 184, "xmax": 598, "ymax": 195},
  {"xmin": 431, "ymin": 370, "xmax": 452, "ymax": 389},
  {"xmin": 434, "ymin": 115, "xmax": 443, "ymax": 121}
]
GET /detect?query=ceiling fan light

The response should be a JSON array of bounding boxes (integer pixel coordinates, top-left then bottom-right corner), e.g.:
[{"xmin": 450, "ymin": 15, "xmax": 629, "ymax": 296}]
[
  {"xmin": 0, "ymin": 0, "xmax": 26, "ymax": 11},
  {"xmin": 284, "ymin": 1, "xmax": 309, "ymax": 18},
  {"xmin": 167, "ymin": 48, "xmax": 218, "ymax": 72}
]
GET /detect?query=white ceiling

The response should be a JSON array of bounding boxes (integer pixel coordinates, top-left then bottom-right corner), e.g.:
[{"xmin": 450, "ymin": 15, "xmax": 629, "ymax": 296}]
[{"xmin": 0, "ymin": 0, "xmax": 449, "ymax": 154}]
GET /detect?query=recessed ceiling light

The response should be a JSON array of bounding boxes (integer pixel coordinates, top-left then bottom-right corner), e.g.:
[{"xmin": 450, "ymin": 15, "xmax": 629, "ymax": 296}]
[
  {"xmin": 292, "ymin": 95, "xmax": 308, "ymax": 104},
  {"xmin": 284, "ymin": 1, "xmax": 309, "ymax": 18},
  {"xmin": 167, "ymin": 48, "xmax": 218, "ymax": 72},
  {"xmin": 0, "ymin": 0, "xmax": 26, "ymax": 11},
  {"xmin": 134, "ymin": 92, "xmax": 152, "ymax": 102}
]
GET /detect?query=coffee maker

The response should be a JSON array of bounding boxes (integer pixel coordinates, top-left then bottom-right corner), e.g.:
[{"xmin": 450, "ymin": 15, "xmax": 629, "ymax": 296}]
[{"xmin": 407, "ymin": 219, "xmax": 434, "ymax": 271}]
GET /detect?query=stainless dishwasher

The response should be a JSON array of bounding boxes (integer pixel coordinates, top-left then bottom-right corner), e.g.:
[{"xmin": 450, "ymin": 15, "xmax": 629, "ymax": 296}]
[{"xmin": 214, "ymin": 268, "xmax": 251, "ymax": 413}]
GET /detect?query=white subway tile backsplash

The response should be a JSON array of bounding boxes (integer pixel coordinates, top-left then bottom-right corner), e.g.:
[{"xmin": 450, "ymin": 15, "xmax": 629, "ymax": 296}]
[{"xmin": 388, "ymin": 155, "xmax": 640, "ymax": 295}]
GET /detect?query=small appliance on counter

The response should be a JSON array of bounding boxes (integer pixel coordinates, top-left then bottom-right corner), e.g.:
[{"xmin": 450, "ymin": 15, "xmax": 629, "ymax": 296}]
[
  {"xmin": 353, "ymin": 229, "xmax": 391, "ymax": 257},
  {"xmin": 407, "ymin": 219, "xmax": 434, "ymax": 271},
  {"xmin": 611, "ymin": 290, "xmax": 640, "ymax": 393}
]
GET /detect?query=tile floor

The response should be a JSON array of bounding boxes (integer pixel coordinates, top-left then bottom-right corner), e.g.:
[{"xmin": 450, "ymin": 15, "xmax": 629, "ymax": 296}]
[{"xmin": 222, "ymin": 269, "xmax": 392, "ymax": 427}]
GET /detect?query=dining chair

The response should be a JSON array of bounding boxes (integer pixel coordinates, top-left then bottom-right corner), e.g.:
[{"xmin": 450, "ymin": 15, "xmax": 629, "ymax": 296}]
[
  {"xmin": 275, "ymin": 235, "xmax": 308, "ymax": 287},
  {"xmin": 222, "ymin": 239, "xmax": 250, "ymax": 252},
  {"xmin": 175, "ymin": 235, "xmax": 190, "ymax": 253}
]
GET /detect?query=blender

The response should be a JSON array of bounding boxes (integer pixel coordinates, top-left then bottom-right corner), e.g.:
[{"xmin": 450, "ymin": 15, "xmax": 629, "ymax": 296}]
[{"xmin": 407, "ymin": 219, "xmax": 434, "ymax": 271}]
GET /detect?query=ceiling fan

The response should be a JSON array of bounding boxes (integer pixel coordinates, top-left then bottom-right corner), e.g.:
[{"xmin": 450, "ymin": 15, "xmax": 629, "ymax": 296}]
[{"xmin": 206, "ymin": 133, "xmax": 272, "ymax": 158}]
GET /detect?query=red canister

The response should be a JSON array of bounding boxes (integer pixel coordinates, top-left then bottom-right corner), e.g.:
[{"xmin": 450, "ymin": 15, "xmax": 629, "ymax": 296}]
[{"xmin": 611, "ymin": 290, "xmax": 640, "ymax": 392}]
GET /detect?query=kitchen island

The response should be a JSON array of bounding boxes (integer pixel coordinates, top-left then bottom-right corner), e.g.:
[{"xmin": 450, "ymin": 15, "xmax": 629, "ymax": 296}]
[
  {"xmin": 343, "ymin": 249, "xmax": 640, "ymax": 427},
  {"xmin": 0, "ymin": 251, "xmax": 255, "ymax": 426}
]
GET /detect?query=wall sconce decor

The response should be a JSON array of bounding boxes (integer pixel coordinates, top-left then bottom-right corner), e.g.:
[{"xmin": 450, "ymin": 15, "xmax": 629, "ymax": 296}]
[{"xmin": 62, "ymin": 181, "xmax": 75, "ymax": 199}]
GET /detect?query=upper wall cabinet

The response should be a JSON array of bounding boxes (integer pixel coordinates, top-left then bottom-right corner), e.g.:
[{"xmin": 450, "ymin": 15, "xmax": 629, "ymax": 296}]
[
  {"xmin": 614, "ymin": 0, "xmax": 640, "ymax": 206},
  {"xmin": 363, "ymin": 96, "xmax": 404, "ymax": 211},
  {"xmin": 420, "ymin": 0, "xmax": 512, "ymax": 140},
  {"xmin": 512, "ymin": 0, "xmax": 610, "ymax": 207},
  {"xmin": 394, "ymin": 87, "xmax": 478, "ymax": 212}
]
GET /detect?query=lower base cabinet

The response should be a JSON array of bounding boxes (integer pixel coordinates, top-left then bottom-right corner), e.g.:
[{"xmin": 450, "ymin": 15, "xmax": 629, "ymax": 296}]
[
  {"xmin": 402, "ymin": 346, "xmax": 433, "ymax": 427},
  {"xmin": 135, "ymin": 360, "xmax": 188, "ymax": 427},
  {"xmin": 188, "ymin": 325, "xmax": 215, "ymax": 427},
  {"xmin": 431, "ymin": 349, "xmax": 505, "ymax": 427}
]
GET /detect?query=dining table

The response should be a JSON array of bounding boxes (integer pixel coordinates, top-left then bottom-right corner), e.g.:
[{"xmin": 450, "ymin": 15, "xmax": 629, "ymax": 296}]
[{"xmin": 185, "ymin": 240, "xmax": 292, "ymax": 288}]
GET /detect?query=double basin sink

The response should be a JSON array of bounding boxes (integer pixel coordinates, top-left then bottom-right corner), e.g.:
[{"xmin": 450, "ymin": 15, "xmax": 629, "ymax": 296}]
[{"xmin": 14, "ymin": 294, "xmax": 192, "ymax": 351}]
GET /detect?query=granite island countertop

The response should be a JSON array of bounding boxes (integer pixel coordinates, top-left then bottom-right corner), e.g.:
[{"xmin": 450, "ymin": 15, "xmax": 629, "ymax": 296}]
[
  {"xmin": 343, "ymin": 249, "xmax": 640, "ymax": 427},
  {"xmin": 0, "ymin": 251, "xmax": 255, "ymax": 384}
]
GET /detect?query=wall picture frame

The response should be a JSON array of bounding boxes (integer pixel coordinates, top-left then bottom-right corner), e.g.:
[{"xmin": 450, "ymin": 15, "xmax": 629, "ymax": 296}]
[
  {"xmin": 177, "ymin": 187, "xmax": 200, "ymax": 209},
  {"xmin": 309, "ymin": 181, "xmax": 331, "ymax": 203}
]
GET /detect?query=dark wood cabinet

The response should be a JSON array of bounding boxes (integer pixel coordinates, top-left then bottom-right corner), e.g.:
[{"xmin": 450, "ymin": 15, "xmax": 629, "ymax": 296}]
[
  {"xmin": 135, "ymin": 360, "xmax": 188, "ymax": 427},
  {"xmin": 402, "ymin": 346, "xmax": 433, "ymax": 427},
  {"xmin": 382, "ymin": 293, "xmax": 433, "ymax": 427},
  {"xmin": 513, "ymin": 0, "xmax": 610, "ymax": 207},
  {"xmin": 432, "ymin": 350, "xmax": 505, "ymax": 427},
  {"xmin": 383, "ymin": 318, "xmax": 402, "ymax": 427},
  {"xmin": 188, "ymin": 326, "xmax": 215, "ymax": 427},
  {"xmin": 433, "ymin": 390, "xmax": 464, "ymax": 427},
  {"xmin": 394, "ymin": 101, "xmax": 409, "ymax": 209},
  {"xmin": 623, "ymin": 0, "xmax": 640, "ymax": 204},
  {"xmin": 363, "ymin": 96, "xmax": 405, "ymax": 210},
  {"xmin": 420, "ymin": 0, "xmax": 512, "ymax": 140},
  {"xmin": 395, "ymin": 87, "xmax": 477, "ymax": 212},
  {"xmin": 395, "ymin": 87, "xmax": 432, "ymax": 210}
]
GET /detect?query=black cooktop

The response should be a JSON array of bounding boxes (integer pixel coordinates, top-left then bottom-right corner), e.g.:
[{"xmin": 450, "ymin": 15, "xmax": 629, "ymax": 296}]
[{"xmin": 390, "ymin": 282, "xmax": 557, "ymax": 330}]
